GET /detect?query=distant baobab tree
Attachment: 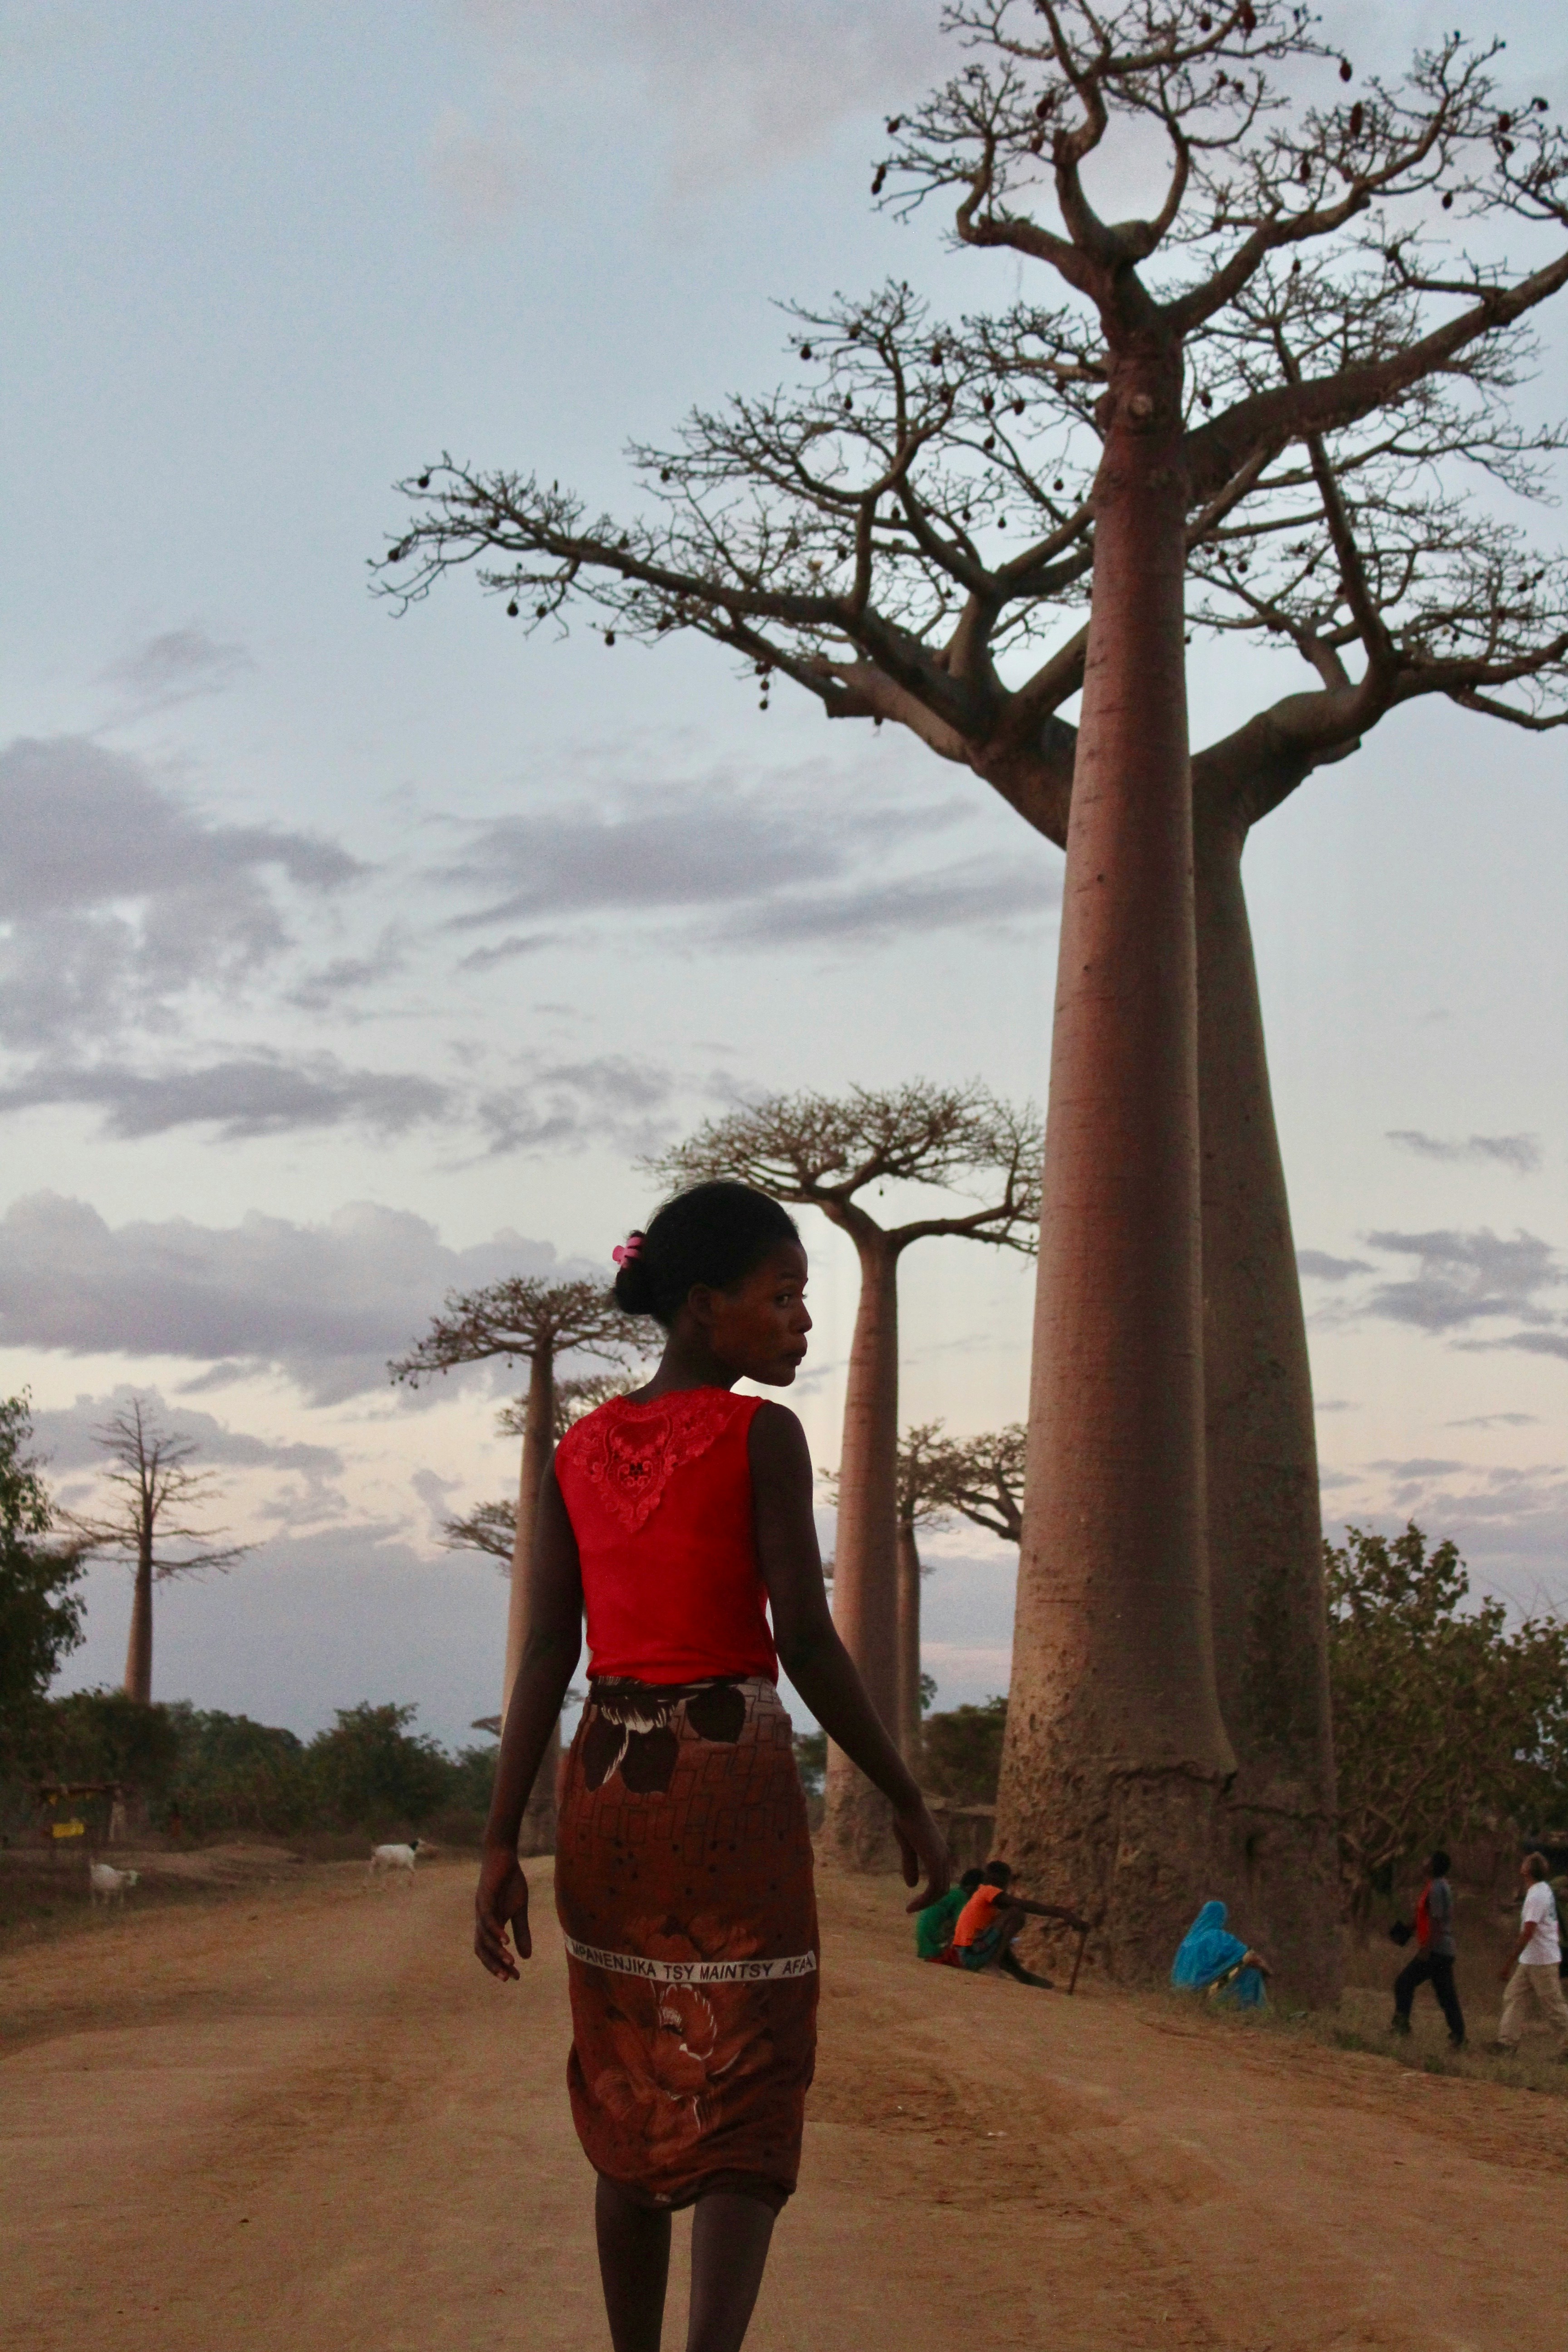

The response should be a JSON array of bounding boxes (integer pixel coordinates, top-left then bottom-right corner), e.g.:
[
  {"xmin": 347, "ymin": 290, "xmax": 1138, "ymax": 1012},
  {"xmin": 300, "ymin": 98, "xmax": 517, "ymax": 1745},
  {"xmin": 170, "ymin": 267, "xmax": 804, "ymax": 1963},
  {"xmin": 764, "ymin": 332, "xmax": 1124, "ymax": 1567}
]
[
  {"xmin": 392, "ymin": 1280, "xmax": 645, "ymax": 1850},
  {"xmin": 932, "ymin": 1424, "xmax": 1026, "ymax": 1550},
  {"xmin": 649, "ymin": 1082, "xmax": 1040, "ymax": 1866},
  {"xmin": 378, "ymin": 5, "xmax": 1568, "ymax": 1984},
  {"xmin": 66, "ymin": 1396, "xmax": 251, "ymax": 1707},
  {"xmin": 442, "ymin": 1372, "xmax": 642, "ymax": 1566},
  {"xmin": 822, "ymin": 1419, "xmax": 958, "ymax": 1768}
]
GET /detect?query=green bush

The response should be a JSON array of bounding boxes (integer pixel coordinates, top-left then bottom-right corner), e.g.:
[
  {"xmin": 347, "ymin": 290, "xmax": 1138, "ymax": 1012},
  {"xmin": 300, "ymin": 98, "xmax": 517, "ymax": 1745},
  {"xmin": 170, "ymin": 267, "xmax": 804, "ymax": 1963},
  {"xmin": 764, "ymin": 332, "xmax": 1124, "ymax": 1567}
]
[
  {"xmin": 0, "ymin": 1392, "xmax": 86, "ymax": 1772},
  {"xmin": 162, "ymin": 1704, "xmax": 311, "ymax": 1838},
  {"xmin": 921, "ymin": 1696, "xmax": 1007, "ymax": 1806},
  {"xmin": 303, "ymin": 1701, "xmax": 454, "ymax": 1833}
]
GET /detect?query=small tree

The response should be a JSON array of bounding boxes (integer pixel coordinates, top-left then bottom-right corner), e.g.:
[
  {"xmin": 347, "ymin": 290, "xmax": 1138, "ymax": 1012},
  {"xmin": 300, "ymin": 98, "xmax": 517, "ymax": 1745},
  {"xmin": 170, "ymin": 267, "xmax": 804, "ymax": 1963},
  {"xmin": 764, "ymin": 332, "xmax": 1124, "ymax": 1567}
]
[
  {"xmin": 442, "ymin": 1373, "xmax": 642, "ymax": 1568},
  {"xmin": 0, "ymin": 1394, "xmax": 87, "ymax": 1771},
  {"xmin": 1326, "ymin": 1524, "xmax": 1568, "ymax": 1922},
  {"xmin": 393, "ymin": 1279, "xmax": 643, "ymax": 1850},
  {"xmin": 923, "ymin": 1695, "xmax": 1010, "ymax": 1808},
  {"xmin": 64, "ymin": 1397, "xmax": 250, "ymax": 1708},
  {"xmin": 651, "ymin": 1080, "xmax": 1040, "ymax": 1865},
  {"xmin": 932, "ymin": 1423, "xmax": 1027, "ymax": 1546},
  {"xmin": 304, "ymin": 1701, "xmax": 452, "ymax": 1833}
]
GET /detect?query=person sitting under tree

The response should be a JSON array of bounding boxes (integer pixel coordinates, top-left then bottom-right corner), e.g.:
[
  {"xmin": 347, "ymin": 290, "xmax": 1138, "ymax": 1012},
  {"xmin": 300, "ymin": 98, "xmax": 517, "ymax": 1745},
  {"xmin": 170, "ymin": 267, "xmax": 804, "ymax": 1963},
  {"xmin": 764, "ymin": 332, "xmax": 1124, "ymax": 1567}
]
[
  {"xmin": 948, "ymin": 1861, "xmax": 1057, "ymax": 1988},
  {"xmin": 1390, "ymin": 1849, "xmax": 1465, "ymax": 2049},
  {"xmin": 915, "ymin": 1866, "xmax": 984, "ymax": 1965}
]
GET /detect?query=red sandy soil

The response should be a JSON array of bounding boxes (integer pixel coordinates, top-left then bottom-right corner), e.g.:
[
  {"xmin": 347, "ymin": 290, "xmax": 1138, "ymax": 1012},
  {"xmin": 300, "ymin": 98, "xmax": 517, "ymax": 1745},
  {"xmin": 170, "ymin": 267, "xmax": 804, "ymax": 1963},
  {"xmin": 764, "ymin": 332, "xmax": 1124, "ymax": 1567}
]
[{"xmin": 2, "ymin": 1855, "xmax": 1564, "ymax": 2352}]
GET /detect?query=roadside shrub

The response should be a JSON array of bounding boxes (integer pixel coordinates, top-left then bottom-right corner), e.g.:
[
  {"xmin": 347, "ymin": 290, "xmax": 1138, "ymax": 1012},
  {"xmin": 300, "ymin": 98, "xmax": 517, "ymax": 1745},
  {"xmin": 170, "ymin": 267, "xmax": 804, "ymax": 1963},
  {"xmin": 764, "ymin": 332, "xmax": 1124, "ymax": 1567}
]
[
  {"xmin": 304, "ymin": 1701, "xmax": 452, "ymax": 1833},
  {"xmin": 921, "ymin": 1696, "xmax": 1008, "ymax": 1806}
]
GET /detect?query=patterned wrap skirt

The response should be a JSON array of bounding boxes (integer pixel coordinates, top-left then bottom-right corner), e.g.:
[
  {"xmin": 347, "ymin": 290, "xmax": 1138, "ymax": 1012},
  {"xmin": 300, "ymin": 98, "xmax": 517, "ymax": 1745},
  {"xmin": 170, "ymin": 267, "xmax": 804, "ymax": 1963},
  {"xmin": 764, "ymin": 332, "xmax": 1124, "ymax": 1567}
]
[{"xmin": 554, "ymin": 1674, "xmax": 818, "ymax": 2214}]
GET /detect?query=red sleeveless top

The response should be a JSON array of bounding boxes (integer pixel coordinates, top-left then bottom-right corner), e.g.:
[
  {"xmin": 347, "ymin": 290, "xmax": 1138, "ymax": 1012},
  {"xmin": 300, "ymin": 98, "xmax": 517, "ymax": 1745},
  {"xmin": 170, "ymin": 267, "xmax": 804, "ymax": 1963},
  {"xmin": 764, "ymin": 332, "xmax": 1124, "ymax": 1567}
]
[{"xmin": 553, "ymin": 1387, "xmax": 778, "ymax": 1686}]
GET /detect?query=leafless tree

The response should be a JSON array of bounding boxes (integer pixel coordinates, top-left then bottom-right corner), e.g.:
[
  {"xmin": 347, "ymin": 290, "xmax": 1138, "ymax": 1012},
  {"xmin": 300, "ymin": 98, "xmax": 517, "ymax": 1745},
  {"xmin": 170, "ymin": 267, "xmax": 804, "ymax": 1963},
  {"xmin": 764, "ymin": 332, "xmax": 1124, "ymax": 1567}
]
[
  {"xmin": 65, "ymin": 1397, "xmax": 251, "ymax": 1707},
  {"xmin": 377, "ymin": 2, "xmax": 1568, "ymax": 1987},
  {"xmin": 648, "ymin": 1080, "xmax": 1039, "ymax": 1863},
  {"xmin": 442, "ymin": 1373, "xmax": 646, "ymax": 1568},
  {"xmin": 392, "ymin": 1278, "xmax": 644, "ymax": 1849},
  {"xmin": 931, "ymin": 1423, "xmax": 1028, "ymax": 1547}
]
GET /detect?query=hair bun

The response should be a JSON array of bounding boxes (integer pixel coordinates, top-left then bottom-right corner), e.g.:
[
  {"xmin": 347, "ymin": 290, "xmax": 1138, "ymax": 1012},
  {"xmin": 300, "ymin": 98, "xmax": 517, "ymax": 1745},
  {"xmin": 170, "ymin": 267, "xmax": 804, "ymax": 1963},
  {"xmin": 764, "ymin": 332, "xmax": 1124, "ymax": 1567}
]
[{"xmin": 612, "ymin": 1241, "xmax": 656, "ymax": 1316}]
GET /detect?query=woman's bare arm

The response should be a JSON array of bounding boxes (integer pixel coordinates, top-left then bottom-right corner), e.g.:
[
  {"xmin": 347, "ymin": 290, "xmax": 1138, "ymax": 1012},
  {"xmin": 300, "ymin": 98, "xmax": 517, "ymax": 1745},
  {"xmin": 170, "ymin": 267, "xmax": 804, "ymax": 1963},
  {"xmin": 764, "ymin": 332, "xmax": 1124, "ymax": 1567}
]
[
  {"xmin": 749, "ymin": 1402, "xmax": 950, "ymax": 1911},
  {"xmin": 475, "ymin": 1465, "xmax": 583, "ymax": 1980}
]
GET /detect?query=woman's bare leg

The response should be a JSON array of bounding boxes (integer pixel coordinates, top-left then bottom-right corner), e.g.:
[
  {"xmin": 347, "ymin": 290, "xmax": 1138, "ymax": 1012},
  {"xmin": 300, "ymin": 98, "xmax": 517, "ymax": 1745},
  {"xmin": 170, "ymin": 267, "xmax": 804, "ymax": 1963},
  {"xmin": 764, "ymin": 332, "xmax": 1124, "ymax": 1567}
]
[
  {"xmin": 594, "ymin": 2175, "xmax": 672, "ymax": 2352},
  {"xmin": 686, "ymin": 2191, "xmax": 776, "ymax": 2352}
]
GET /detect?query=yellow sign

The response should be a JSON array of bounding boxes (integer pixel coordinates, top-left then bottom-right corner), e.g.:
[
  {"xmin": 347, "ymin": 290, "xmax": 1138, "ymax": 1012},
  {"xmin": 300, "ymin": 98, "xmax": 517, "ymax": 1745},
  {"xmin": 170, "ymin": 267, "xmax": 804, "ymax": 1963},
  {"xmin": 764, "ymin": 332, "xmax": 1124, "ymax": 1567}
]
[{"xmin": 50, "ymin": 1819, "xmax": 86, "ymax": 1839}]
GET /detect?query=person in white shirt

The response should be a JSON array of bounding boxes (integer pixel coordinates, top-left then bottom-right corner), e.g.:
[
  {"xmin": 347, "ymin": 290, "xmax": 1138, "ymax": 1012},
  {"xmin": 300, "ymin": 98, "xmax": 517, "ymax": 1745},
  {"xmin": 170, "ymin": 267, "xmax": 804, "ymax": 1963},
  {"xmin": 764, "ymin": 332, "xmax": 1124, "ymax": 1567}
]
[{"xmin": 1493, "ymin": 1851, "xmax": 1568, "ymax": 2058}]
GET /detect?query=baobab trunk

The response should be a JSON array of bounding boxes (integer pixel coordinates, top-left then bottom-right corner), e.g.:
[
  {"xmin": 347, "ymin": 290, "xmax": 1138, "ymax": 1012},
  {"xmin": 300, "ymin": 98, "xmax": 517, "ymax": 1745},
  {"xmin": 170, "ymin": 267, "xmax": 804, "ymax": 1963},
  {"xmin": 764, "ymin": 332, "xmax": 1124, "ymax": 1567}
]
[
  {"xmin": 1194, "ymin": 796, "xmax": 1340, "ymax": 2002},
  {"xmin": 123, "ymin": 1534, "xmax": 154, "ymax": 1706},
  {"xmin": 823, "ymin": 1220, "xmax": 903, "ymax": 1866},
  {"xmin": 504, "ymin": 1348, "xmax": 560, "ymax": 1856},
  {"xmin": 895, "ymin": 1512, "xmax": 923, "ymax": 1769},
  {"xmin": 997, "ymin": 352, "xmax": 1235, "ymax": 1978}
]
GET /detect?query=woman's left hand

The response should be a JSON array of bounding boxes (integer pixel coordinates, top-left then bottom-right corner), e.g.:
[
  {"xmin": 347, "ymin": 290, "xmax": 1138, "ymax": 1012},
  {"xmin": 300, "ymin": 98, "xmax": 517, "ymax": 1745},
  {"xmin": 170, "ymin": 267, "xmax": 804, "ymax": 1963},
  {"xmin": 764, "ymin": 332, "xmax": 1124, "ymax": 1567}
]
[
  {"xmin": 893, "ymin": 1798, "xmax": 951, "ymax": 1914},
  {"xmin": 475, "ymin": 1844, "xmax": 532, "ymax": 1980}
]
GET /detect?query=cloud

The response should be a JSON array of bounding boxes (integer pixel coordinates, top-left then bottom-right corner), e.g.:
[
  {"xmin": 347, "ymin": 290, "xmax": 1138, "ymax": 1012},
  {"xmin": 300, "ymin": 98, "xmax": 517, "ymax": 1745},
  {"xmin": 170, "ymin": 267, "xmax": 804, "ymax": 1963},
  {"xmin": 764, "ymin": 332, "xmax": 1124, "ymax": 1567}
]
[
  {"xmin": 1387, "ymin": 1129, "xmax": 1542, "ymax": 1175},
  {"xmin": 1360, "ymin": 1227, "xmax": 1563, "ymax": 1333},
  {"xmin": 0, "ymin": 736, "xmax": 361, "ymax": 1049},
  {"xmin": 455, "ymin": 0, "xmax": 946, "ymax": 200},
  {"xmin": 0, "ymin": 1053, "xmax": 452, "ymax": 1142},
  {"xmin": 98, "ymin": 627, "xmax": 253, "ymax": 713},
  {"xmin": 0, "ymin": 1193, "xmax": 573, "ymax": 1403},
  {"xmin": 1456, "ymin": 1330, "xmax": 1568, "ymax": 1363},
  {"xmin": 435, "ymin": 784, "xmax": 883, "ymax": 928},
  {"xmin": 1297, "ymin": 1249, "xmax": 1374, "ymax": 1281},
  {"xmin": 1448, "ymin": 1411, "xmax": 1542, "ymax": 1429},
  {"xmin": 29, "ymin": 1387, "xmax": 345, "ymax": 1480},
  {"xmin": 433, "ymin": 774, "xmax": 1051, "ymax": 956},
  {"xmin": 1313, "ymin": 1397, "xmax": 1359, "ymax": 1413},
  {"xmin": 475, "ymin": 1054, "xmax": 676, "ymax": 1157},
  {"xmin": 705, "ymin": 857, "xmax": 1058, "ymax": 947},
  {"xmin": 427, "ymin": 104, "xmax": 530, "ymax": 237}
]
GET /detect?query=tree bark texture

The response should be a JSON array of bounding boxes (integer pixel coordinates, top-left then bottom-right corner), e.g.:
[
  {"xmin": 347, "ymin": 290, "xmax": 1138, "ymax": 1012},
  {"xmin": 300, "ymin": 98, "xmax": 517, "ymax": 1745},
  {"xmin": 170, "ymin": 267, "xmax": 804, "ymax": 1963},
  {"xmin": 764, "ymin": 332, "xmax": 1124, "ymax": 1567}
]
[
  {"xmin": 1193, "ymin": 801, "xmax": 1340, "ymax": 2001},
  {"xmin": 123, "ymin": 1532, "xmax": 154, "ymax": 1706},
  {"xmin": 997, "ymin": 361, "xmax": 1235, "ymax": 1978},
  {"xmin": 823, "ymin": 1224, "xmax": 904, "ymax": 1867},
  {"xmin": 895, "ymin": 1513, "xmax": 923, "ymax": 1770},
  {"xmin": 504, "ymin": 1346, "xmax": 560, "ymax": 1857}
]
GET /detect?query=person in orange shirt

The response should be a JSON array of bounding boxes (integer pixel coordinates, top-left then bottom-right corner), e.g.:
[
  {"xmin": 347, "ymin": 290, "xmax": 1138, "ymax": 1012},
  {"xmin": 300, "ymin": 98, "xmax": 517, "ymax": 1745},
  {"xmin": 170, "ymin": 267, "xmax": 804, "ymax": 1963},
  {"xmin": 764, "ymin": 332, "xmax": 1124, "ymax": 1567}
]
[{"xmin": 949, "ymin": 1861, "xmax": 1056, "ymax": 1987}]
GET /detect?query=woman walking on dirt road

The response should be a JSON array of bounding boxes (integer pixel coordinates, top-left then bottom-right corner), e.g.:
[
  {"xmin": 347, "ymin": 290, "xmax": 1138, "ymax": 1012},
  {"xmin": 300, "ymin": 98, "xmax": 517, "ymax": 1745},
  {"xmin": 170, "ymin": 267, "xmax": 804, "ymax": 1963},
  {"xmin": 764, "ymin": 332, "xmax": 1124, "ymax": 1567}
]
[{"xmin": 475, "ymin": 1180, "xmax": 950, "ymax": 2352}]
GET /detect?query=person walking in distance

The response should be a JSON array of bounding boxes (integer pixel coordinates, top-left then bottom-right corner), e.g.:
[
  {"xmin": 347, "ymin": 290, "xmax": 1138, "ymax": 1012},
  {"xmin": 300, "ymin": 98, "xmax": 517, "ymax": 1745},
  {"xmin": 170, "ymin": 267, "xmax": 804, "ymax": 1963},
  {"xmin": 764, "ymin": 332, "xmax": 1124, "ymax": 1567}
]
[
  {"xmin": 473, "ymin": 1181, "xmax": 950, "ymax": 2352},
  {"xmin": 1390, "ymin": 1850, "xmax": 1465, "ymax": 2048},
  {"xmin": 1493, "ymin": 1852, "xmax": 1568, "ymax": 2060}
]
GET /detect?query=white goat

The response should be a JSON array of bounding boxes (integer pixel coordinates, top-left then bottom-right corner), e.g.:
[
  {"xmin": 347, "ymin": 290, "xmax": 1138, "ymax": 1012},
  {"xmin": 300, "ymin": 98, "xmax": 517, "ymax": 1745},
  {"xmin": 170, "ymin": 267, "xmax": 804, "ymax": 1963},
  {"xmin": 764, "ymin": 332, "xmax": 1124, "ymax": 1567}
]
[
  {"xmin": 89, "ymin": 1860, "xmax": 140, "ymax": 1906},
  {"xmin": 367, "ymin": 1838, "xmax": 426, "ymax": 1882}
]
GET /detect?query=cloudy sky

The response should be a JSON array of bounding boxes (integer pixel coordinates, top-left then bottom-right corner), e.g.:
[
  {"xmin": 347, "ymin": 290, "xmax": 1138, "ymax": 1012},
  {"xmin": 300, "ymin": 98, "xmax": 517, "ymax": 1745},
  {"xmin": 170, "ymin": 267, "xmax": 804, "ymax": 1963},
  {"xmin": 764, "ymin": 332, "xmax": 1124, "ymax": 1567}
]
[{"xmin": 2, "ymin": 0, "xmax": 1566, "ymax": 1749}]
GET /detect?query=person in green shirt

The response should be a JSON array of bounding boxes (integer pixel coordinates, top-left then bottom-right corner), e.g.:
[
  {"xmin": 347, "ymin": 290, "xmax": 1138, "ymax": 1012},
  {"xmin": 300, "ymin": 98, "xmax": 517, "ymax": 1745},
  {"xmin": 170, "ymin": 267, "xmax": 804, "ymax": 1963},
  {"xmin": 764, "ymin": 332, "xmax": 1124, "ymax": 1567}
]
[{"xmin": 916, "ymin": 1867, "xmax": 984, "ymax": 1963}]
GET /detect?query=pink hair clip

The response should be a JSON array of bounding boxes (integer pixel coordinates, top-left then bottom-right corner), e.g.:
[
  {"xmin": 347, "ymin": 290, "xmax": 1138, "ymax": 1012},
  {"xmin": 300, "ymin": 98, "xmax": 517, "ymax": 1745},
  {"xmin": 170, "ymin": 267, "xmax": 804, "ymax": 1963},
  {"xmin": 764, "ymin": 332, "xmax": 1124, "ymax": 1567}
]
[{"xmin": 612, "ymin": 1233, "xmax": 644, "ymax": 1269}]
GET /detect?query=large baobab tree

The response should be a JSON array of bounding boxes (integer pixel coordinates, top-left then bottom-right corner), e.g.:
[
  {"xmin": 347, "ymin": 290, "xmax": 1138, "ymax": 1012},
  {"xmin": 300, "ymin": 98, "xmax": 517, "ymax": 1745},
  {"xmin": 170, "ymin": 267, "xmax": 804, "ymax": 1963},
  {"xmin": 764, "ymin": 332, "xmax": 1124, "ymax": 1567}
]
[
  {"xmin": 377, "ymin": 5, "xmax": 1568, "ymax": 1981},
  {"xmin": 649, "ymin": 1082, "xmax": 1040, "ymax": 1866},
  {"xmin": 65, "ymin": 1397, "xmax": 250, "ymax": 1707},
  {"xmin": 392, "ymin": 1281, "xmax": 643, "ymax": 1850}
]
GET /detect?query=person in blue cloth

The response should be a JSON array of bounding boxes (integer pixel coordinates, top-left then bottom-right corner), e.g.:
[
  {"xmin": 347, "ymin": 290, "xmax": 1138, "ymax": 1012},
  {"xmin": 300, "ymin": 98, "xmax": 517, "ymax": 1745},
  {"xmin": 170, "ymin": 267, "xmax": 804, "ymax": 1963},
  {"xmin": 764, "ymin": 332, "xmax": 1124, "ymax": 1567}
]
[{"xmin": 1171, "ymin": 1900, "xmax": 1272, "ymax": 2008}]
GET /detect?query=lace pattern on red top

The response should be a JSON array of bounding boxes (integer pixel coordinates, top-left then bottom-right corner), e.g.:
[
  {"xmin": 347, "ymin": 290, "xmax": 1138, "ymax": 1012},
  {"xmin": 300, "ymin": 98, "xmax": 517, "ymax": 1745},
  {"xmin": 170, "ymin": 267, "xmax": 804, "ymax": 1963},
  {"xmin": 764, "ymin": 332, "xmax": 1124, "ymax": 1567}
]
[{"xmin": 561, "ymin": 1390, "xmax": 747, "ymax": 1534}]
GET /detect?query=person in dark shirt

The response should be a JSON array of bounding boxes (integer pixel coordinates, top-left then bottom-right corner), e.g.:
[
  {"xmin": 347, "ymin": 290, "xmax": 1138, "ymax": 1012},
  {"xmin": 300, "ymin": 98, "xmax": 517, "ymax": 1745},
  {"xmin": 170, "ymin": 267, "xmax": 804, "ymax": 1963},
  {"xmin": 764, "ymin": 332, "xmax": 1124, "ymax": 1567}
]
[{"xmin": 1390, "ymin": 1849, "xmax": 1465, "ymax": 2048}]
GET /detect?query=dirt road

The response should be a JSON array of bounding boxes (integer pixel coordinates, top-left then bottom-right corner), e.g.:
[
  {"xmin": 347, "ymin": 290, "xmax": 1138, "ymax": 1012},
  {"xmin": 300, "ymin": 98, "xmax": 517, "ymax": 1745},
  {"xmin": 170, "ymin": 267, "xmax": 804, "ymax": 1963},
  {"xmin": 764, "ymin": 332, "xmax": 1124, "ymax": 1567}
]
[{"xmin": 3, "ymin": 1858, "xmax": 1564, "ymax": 2352}]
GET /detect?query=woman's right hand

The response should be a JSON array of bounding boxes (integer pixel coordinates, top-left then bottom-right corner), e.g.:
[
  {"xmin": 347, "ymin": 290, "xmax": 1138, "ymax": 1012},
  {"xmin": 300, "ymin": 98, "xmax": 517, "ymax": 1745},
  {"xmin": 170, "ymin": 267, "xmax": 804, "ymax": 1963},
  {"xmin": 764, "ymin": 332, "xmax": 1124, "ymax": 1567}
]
[
  {"xmin": 894, "ymin": 1798, "xmax": 951, "ymax": 1914},
  {"xmin": 475, "ymin": 1844, "xmax": 532, "ymax": 1980}
]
